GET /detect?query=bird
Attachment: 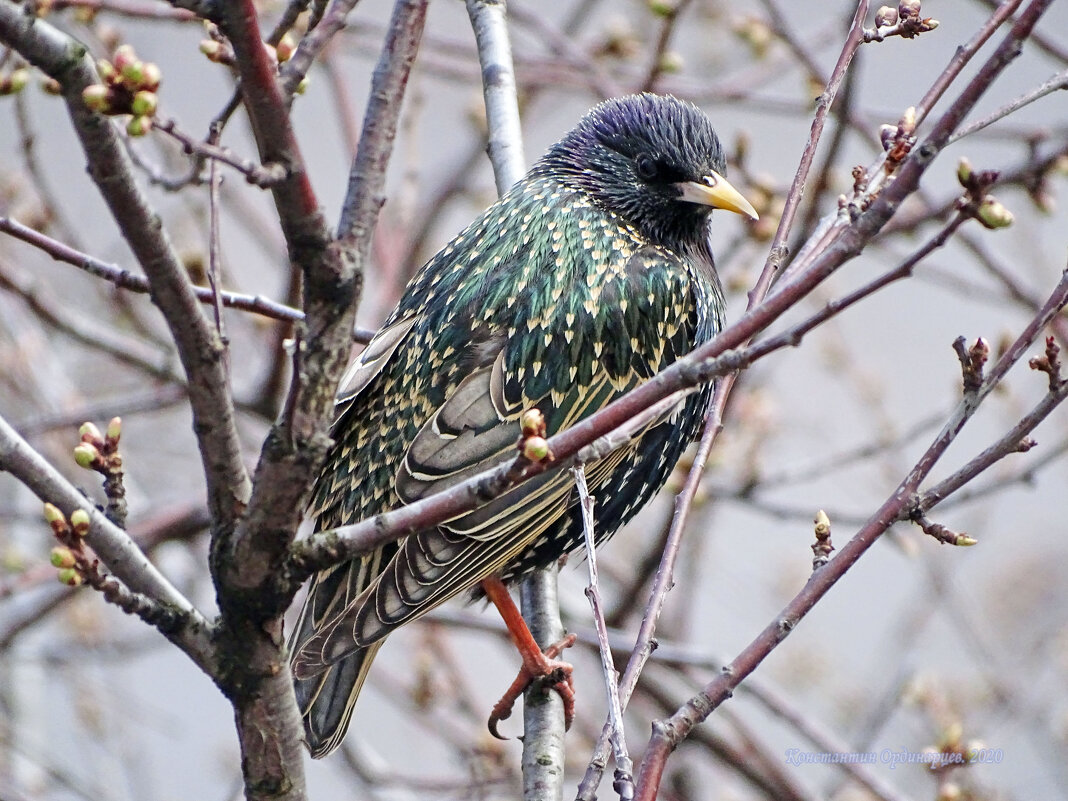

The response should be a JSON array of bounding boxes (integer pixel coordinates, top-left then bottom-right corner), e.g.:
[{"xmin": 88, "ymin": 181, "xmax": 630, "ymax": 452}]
[{"xmin": 289, "ymin": 92, "xmax": 758, "ymax": 758}]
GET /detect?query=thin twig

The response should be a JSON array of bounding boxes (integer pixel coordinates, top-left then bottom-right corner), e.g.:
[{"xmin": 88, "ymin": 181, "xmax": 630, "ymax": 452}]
[
  {"xmin": 206, "ymin": 125, "xmax": 228, "ymax": 338},
  {"xmin": 638, "ymin": 0, "xmax": 695, "ymax": 93},
  {"xmin": 0, "ymin": 258, "xmax": 183, "ymax": 382},
  {"xmin": 573, "ymin": 465, "xmax": 633, "ymax": 801},
  {"xmin": 947, "ymin": 67, "xmax": 1068, "ymax": 144},
  {"xmin": 0, "ymin": 215, "xmax": 377, "ymax": 342}
]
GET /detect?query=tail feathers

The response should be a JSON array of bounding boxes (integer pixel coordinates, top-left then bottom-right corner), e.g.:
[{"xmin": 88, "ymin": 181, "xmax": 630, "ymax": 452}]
[{"xmin": 292, "ymin": 642, "xmax": 383, "ymax": 759}]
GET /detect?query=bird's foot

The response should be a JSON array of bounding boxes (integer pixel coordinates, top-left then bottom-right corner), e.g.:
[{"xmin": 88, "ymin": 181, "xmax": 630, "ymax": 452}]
[{"xmin": 487, "ymin": 633, "xmax": 577, "ymax": 739}]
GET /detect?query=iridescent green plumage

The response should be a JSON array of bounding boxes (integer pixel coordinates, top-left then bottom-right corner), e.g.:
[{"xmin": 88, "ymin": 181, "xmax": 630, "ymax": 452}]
[{"xmin": 290, "ymin": 93, "xmax": 755, "ymax": 757}]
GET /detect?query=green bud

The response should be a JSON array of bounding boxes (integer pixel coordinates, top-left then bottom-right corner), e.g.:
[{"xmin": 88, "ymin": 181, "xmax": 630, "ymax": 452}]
[
  {"xmin": 522, "ymin": 436, "xmax": 550, "ymax": 462},
  {"xmin": 956, "ymin": 157, "xmax": 973, "ymax": 186},
  {"xmin": 520, "ymin": 408, "xmax": 545, "ymax": 437},
  {"xmin": 106, "ymin": 416, "xmax": 122, "ymax": 444},
  {"xmin": 97, "ymin": 58, "xmax": 117, "ymax": 84},
  {"xmin": 734, "ymin": 17, "xmax": 773, "ymax": 58},
  {"xmin": 200, "ymin": 40, "xmax": 223, "ymax": 61},
  {"xmin": 976, "ymin": 197, "xmax": 1014, "ymax": 229},
  {"xmin": 813, "ymin": 509, "xmax": 831, "ymax": 537},
  {"xmin": 80, "ymin": 421, "xmax": 103, "ymax": 443},
  {"xmin": 658, "ymin": 51, "xmax": 684, "ymax": 74},
  {"xmin": 127, "ymin": 115, "xmax": 153, "ymax": 137},
  {"xmin": 954, "ymin": 533, "xmax": 977, "ymax": 546},
  {"xmin": 295, "ymin": 76, "xmax": 309, "ymax": 95},
  {"xmin": 74, "ymin": 442, "xmax": 100, "ymax": 468},
  {"xmin": 899, "ymin": 105, "xmax": 916, "ymax": 135},
  {"xmin": 130, "ymin": 91, "xmax": 157, "ymax": 117},
  {"xmin": 69, "ymin": 509, "xmax": 91, "ymax": 537},
  {"xmin": 276, "ymin": 33, "xmax": 296, "ymax": 62},
  {"xmin": 111, "ymin": 44, "xmax": 137, "ymax": 73},
  {"xmin": 1, "ymin": 68, "xmax": 30, "ymax": 95},
  {"xmin": 43, "ymin": 503, "xmax": 66, "ymax": 525},
  {"xmin": 50, "ymin": 546, "xmax": 76, "ymax": 568},
  {"xmin": 120, "ymin": 60, "xmax": 145, "ymax": 87},
  {"xmin": 57, "ymin": 567, "xmax": 82, "ymax": 586}
]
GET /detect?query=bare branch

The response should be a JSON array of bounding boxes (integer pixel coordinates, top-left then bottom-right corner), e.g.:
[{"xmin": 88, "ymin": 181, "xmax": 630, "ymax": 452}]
[
  {"xmin": 0, "ymin": 214, "xmax": 377, "ymax": 342},
  {"xmin": 574, "ymin": 465, "xmax": 634, "ymax": 801},
  {"xmin": 948, "ymin": 67, "xmax": 1068, "ymax": 144},
  {"xmin": 466, "ymin": 0, "xmax": 525, "ymax": 192}
]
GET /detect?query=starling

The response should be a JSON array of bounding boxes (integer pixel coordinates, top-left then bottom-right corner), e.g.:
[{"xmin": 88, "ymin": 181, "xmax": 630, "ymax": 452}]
[{"xmin": 290, "ymin": 93, "xmax": 757, "ymax": 757}]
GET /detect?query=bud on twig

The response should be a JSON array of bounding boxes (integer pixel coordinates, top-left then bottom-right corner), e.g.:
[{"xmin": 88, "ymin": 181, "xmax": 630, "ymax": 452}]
[
  {"xmin": 914, "ymin": 514, "xmax": 977, "ymax": 547},
  {"xmin": 111, "ymin": 44, "xmax": 137, "ymax": 74},
  {"xmin": 43, "ymin": 503, "xmax": 66, "ymax": 527},
  {"xmin": 899, "ymin": 106, "xmax": 916, "ymax": 136},
  {"xmin": 141, "ymin": 62, "xmax": 162, "ymax": 92},
  {"xmin": 0, "ymin": 68, "xmax": 29, "ymax": 95},
  {"xmin": 975, "ymin": 197, "xmax": 1014, "ymax": 229},
  {"xmin": 80, "ymin": 421, "xmax": 103, "ymax": 444},
  {"xmin": 520, "ymin": 408, "xmax": 547, "ymax": 438},
  {"xmin": 952, "ymin": 336, "xmax": 988, "ymax": 394},
  {"xmin": 69, "ymin": 509, "xmax": 91, "ymax": 537},
  {"xmin": 898, "ymin": 0, "xmax": 921, "ymax": 17},
  {"xmin": 74, "ymin": 442, "xmax": 102, "ymax": 469},
  {"xmin": 106, "ymin": 416, "xmax": 122, "ymax": 445},
  {"xmin": 275, "ymin": 33, "xmax": 296, "ymax": 62},
  {"xmin": 522, "ymin": 436, "xmax": 551, "ymax": 462},
  {"xmin": 956, "ymin": 156, "xmax": 973, "ymax": 186},
  {"xmin": 811, "ymin": 509, "xmax": 834, "ymax": 568},
  {"xmin": 50, "ymin": 546, "xmax": 76, "ymax": 568},
  {"xmin": 1028, "ymin": 336, "xmax": 1063, "ymax": 391},
  {"xmin": 130, "ymin": 91, "xmax": 157, "ymax": 117},
  {"xmin": 875, "ymin": 6, "xmax": 898, "ymax": 27},
  {"xmin": 82, "ymin": 84, "xmax": 112, "ymax": 112},
  {"xmin": 127, "ymin": 115, "xmax": 153, "ymax": 136}
]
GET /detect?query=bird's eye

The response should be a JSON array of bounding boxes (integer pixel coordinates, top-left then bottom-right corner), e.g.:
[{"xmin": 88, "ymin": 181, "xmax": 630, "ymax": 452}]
[{"xmin": 635, "ymin": 154, "xmax": 658, "ymax": 180}]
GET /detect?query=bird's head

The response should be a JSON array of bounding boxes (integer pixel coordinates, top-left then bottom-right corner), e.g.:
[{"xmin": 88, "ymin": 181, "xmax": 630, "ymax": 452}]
[{"xmin": 537, "ymin": 93, "xmax": 757, "ymax": 255}]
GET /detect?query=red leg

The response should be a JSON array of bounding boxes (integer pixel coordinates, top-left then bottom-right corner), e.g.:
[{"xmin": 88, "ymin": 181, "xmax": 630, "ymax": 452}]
[{"xmin": 481, "ymin": 576, "xmax": 577, "ymax": 739}]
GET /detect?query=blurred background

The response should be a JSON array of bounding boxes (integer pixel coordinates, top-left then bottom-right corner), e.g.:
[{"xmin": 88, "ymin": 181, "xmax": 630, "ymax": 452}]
[{"xmin": 1, "ymin": 1, "xmax": 1067, "ymax": 799}]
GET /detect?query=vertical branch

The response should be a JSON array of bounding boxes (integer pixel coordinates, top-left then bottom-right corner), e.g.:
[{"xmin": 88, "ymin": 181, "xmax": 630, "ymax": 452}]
[
  {"xmin": 465, "ymin": 2, "xmax": 567, "ymax": 795},
  {"xmin": 466, "ymin": 0, "xmax": 526, "ymax": 191},
  {"xmin": 519, "ymin": 566, "xmax": 569, "ymax": 801},
  {"xmin": 337, "ymin": 0, "xmax": 429, "ymax": 242}
]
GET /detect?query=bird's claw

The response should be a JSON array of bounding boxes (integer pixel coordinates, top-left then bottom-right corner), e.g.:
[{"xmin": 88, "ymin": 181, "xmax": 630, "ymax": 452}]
[{"xmin": 487, "ymin": 633, "xmax": 577, "ymax": 740}]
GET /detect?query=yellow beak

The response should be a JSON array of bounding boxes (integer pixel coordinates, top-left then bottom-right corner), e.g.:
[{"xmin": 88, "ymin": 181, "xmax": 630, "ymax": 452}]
[{"xmin": 676, "ymin": 170, "xmax": 759, "ymax": 220}]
